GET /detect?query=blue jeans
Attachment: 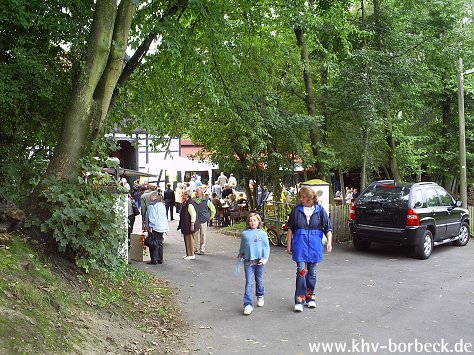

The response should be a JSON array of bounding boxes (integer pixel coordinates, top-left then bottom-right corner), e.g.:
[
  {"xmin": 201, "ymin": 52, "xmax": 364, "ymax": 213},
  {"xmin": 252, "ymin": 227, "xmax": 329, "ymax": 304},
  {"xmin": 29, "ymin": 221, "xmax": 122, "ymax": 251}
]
[
  {"xmin": 243, "ymin": 262, "xmax": 265, "ymax": 307},
  {"xmin": 295, "ymin": 262, "xmax": 317, "ymax": 304}
]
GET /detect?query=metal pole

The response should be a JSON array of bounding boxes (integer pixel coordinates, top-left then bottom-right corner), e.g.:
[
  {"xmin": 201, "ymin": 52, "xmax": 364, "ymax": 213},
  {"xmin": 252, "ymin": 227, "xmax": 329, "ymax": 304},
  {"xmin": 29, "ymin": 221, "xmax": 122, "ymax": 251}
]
[{"xmin": 457, "ymin": 58, "xmax": 468, "ymax": 208}]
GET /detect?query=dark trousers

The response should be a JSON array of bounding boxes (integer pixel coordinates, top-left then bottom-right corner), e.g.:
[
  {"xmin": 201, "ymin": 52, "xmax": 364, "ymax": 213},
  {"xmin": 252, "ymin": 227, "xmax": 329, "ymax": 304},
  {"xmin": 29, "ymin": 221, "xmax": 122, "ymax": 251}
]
[
  {"xmin": 127, "ymin": 215, "xmax": 135, "ymax": 248},
  {"xmin": 165, "ymin": 202, "xmax": 174, "ymax": 220},
  {"xmin": 149, "ymin": 231, "xmax": 164, "ymax": 263}
]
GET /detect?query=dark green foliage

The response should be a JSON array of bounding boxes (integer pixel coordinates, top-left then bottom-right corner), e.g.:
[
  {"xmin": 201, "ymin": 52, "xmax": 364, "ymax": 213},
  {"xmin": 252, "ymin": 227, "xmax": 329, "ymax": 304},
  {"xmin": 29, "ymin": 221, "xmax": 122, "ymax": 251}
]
[
  {"xmin": 37, "ymin": 157, "xmax": 128, "ymax": 273},
  {"xmin": 0, "ymin": 0, "xmax": 93, "ymax": 205}
]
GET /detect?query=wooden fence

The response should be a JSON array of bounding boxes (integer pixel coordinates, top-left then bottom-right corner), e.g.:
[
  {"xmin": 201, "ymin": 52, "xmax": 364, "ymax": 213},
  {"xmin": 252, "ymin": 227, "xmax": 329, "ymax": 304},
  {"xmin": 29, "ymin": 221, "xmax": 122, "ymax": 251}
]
[
  {"xmin": 329, "ymin": 204, "xmax": 351, "ymax": 243},
  {"xmin": 262, "ymin": 201, "xmax": 352, "ymax": 243}
]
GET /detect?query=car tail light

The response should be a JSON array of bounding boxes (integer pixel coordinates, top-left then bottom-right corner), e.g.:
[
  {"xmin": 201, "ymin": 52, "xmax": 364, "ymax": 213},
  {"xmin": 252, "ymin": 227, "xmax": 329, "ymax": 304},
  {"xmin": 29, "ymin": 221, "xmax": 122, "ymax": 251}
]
[
  {"xmin": 349, "ymin": 203, "xmax": 356, "ymax": 220},
  {"xmin": 406, "ymin": 209, "xmax": 420, "ymax": 226}
]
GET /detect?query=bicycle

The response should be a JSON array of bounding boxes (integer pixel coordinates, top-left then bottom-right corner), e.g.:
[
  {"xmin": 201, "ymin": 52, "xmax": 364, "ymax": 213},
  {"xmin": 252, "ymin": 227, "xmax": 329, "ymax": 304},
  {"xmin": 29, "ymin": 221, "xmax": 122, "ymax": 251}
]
[{"xmin": 263, "ymin": 224, "xmax": 280, "ymax": 246}]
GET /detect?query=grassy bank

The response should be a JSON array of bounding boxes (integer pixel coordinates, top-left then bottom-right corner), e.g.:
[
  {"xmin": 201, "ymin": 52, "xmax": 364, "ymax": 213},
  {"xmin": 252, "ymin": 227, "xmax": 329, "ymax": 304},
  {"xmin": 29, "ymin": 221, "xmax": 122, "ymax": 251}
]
[{"xmin": 0, "ymin": 232, "xmax": 187, "ymax": 354}]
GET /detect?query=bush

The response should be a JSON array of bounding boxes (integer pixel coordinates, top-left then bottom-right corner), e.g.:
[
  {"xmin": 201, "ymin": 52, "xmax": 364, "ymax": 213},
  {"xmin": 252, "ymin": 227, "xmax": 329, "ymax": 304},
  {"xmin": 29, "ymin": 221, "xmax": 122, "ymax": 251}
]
[{"xmin": 39, "ymin": 168, "xmax": 128, "ymax": 273}]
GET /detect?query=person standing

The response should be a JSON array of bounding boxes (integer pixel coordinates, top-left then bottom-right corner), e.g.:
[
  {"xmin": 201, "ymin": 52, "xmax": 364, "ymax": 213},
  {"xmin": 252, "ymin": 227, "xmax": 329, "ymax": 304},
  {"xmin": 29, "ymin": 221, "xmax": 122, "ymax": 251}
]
[
  {"xmin": 238, "ymin": 213, "xmax": 270, "ymax": 315},
  {"xmin": 175, "ymin": 183, "xmax": 184, "ymax": 214},
  {"xmin": 177, "ymin": 189, "xmax": 200, "ymax": 260},
  {"xmin": 133, "ymin": 180, "xmax": 142, "ymax": 209},
  {"xmin": 228, "ymin": 173, "xmax": 237, "ymax": 190},
  {"xmin": 217, "ymin": 172, "xmax": 228, "ymax": 187},
  {"xmin": 286, "ymin": 186, "xmax": 333, "ymax": 312},
  {"xmin": 211, "ymin": 180, "xmax": 223, "ymax": 199},
  {"xmin": 140, "ymin": 185, "xmax": 153, "ymax": 232},
  {"xmin": 146, "ymin": 191, "xmax": 168, "ymax": 265},
  {"xmin": 192, "ymin": 186, "xmax": 216, "ymax": 254},
  {"xmin": 164, "ymin": 183, "xmax": 176, "ymax": 221},
  {"xmin": 127, "ymin": 193, "xmax": 138, "ymax": 249}
]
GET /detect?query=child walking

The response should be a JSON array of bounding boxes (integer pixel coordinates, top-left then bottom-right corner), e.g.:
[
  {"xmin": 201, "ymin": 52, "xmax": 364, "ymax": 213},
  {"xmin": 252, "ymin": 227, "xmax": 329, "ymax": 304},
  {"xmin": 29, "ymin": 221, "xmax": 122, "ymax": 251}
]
[{"xmin": 238, "ymin": 212, "xmax": 270, "ymax": 315}]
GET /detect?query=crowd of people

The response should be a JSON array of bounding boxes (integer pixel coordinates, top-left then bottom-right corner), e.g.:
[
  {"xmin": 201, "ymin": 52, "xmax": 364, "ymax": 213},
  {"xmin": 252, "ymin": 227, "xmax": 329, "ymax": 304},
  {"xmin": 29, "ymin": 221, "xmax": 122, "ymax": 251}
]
[
  {"xmin": 124, "ymin": 173, "xmax": 336, "ymax": 316},
  {"xmin": 125, "ymin": 172, "xmax": 252, "ymax": 263}
]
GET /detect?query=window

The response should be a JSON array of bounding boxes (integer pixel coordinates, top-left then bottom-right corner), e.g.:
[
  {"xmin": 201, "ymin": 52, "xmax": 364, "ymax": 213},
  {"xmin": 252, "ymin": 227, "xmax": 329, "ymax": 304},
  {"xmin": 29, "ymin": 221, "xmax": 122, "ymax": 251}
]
[
  {"xmin": 358, "ymin": 185, "xmax": 410, "ymax": 207},
  {"xmin": 436, "ymin": 188, "xmax": 454, "ymax": 206},
  {"xmin": 413, "ymin": 189, "xmax": 425, "ymax": 208},
  {"xmin": 425, "ymin": 188, "xmax": 440, "ymax": 207}
]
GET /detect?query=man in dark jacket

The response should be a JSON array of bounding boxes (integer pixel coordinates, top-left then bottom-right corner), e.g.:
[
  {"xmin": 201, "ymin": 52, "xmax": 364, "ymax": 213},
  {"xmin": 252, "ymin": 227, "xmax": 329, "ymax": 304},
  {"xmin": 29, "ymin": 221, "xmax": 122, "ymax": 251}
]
[{"xmin": 163, "ymin": 183, "xmax": 176, "ymax": 221}]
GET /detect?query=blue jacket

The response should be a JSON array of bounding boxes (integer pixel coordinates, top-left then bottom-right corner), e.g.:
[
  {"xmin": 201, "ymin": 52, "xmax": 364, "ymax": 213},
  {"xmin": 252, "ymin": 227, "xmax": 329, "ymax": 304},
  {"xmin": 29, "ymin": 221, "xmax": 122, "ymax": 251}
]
[
  {"xmin": 288, "ymin": 204, "xmax": 332, "ymax": 263},
  {"xmin": 238, "ymin": 228, "xmax": 270, "ymax": 262},
  {"xmin": 146, "ymin": 200, "xmax": 169, "ymax": 233}
]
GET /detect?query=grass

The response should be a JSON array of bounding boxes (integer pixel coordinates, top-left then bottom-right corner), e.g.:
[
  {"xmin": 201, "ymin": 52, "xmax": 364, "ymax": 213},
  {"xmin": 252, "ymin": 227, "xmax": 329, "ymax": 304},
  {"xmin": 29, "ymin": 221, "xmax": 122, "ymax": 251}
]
[
  {"xmin": 0, "ymin": 235, "xmax": 81, "ymax": 353},
  {"xmin": 0, "ymin": 232, "xmax": 186, "ymax": 354},
  {"xmin": 223, "ymin": 221, "xmax": 247, "ymax": 231}
]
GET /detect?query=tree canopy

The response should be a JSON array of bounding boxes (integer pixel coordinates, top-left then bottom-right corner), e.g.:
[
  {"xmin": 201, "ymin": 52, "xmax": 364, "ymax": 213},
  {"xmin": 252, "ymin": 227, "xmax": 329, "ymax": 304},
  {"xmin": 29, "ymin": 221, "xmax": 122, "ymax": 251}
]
[{"xmin": 2, "ymin": 0, "xmax": 474, "ymax": 269}]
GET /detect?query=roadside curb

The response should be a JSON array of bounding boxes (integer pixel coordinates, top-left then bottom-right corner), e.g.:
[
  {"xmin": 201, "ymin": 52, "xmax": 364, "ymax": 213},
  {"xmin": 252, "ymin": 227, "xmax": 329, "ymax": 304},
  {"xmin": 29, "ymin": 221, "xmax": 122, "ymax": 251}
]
[{"xmin": 217, "ymin": 228, "xmax": 243, "ymax": 238}]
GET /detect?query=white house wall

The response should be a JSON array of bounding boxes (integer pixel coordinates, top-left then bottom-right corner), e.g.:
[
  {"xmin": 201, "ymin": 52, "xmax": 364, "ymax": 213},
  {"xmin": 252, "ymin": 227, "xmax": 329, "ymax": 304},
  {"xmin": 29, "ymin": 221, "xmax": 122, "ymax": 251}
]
[{"xmin": 110, "ymin": 133, "xmax": 217, "ymax": 188}]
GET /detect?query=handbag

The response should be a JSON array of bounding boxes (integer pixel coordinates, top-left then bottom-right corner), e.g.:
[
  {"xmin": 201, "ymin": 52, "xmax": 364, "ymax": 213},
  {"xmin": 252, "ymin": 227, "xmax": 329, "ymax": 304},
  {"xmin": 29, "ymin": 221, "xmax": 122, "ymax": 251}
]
[
  {"xmin": 144, "ymin": 234, "xmax": 159, "ymax": 247},
  {"xmin": 132, "ymin": 200, "xmax": 140, "ymax": 216}
]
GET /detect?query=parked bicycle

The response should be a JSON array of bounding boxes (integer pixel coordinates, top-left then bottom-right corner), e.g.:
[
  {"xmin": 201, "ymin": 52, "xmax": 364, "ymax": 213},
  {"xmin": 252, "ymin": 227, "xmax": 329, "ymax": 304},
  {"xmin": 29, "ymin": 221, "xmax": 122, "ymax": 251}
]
[
  {"xmin": 263, "ymin": 224, "xmax": 280, "ymax": 246},
  {"xmin": 263, "ymin": 222, "xmax": 288, "ymax": 247}
]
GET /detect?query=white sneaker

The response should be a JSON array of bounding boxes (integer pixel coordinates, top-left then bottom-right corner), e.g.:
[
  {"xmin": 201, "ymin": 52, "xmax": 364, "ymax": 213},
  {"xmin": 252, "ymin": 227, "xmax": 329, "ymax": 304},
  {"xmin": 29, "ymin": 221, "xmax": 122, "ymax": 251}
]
[
  {"xmin": 257, "ymin": 297, "xmax": 264, "ymax": 307},
  {"xmin": 294, "ymin": 304, "xmax": 303, "ymax": 312},
  {"xmin": 243, "ymin": 305, "xmax": 253, "ymax": 315},
  {"xmin": 183, "ymin": 255, "xmax": 195, "ymax": 260},
  {"xmin": 307, "ymin": 301, "xmax": 316, "ymax": 308}
]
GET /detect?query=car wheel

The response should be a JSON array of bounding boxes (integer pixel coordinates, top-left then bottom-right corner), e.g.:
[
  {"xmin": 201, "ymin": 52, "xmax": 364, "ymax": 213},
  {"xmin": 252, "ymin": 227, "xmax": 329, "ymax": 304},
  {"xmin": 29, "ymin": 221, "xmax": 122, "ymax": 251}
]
[
  {"xmin": 266, "ymin": 228, "xmax": 279, "ymax": 246},
  {"xmin": 414, "ymin": 230, "xmax": 433, "ymax": 259},
  {"xmin": 452, "ymin": 222, "xmax": 470, "ymax": 246},
  {"xmin": 353, "ymin": 237, "xmax": 371, "ymax": 251}
]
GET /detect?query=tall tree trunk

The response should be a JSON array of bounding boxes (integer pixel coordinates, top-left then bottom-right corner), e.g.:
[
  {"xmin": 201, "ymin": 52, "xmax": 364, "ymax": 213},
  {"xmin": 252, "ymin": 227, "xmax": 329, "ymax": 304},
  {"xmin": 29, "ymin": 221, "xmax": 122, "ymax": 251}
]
[
  {"xmin": 373, "ymin": 0, "xmax": 401, "ymax": 181},
  {"xmin": 386, "ymin": 126, "xmax": 401, "ymax": 181},
  {"xmin": 339, "ymin": 170, "xmax": 345, "ymax": 201},
  {"xmin": 87, "ymin": 1, "xmax": 136, "ymax": 150},
  {"xmin": 45, "ymin": 0, "xmax": 121, "ymax": 180},
  {"xmin": 361, "ymin": 125, "xmax": 369, "ymax": 189},
  {"xmin": 27, "ymin": 0, "xmax": 136, "ymax": 218},
  {"xmin": 441, "ymin": 69, "xmax": 451, "ymax": 189},
  {"xmin": 294, "ymin": 27, "xmax": 322, "ymax": 177}
]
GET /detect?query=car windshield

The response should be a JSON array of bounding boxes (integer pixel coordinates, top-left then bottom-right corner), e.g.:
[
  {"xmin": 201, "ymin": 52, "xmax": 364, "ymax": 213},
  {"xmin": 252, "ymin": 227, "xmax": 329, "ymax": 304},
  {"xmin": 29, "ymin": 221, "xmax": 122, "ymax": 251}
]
[{"xmin": 358, "ymin": 185, "xmax": 410, "ymax": 207}]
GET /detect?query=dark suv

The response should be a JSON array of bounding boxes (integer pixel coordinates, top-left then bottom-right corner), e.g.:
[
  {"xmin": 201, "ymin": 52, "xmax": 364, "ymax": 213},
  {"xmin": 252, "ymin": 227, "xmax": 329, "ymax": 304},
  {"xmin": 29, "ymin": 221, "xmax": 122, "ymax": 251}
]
[{"xmin": 349, "ymin": 180, "xmax": 470, "ymax": 259}]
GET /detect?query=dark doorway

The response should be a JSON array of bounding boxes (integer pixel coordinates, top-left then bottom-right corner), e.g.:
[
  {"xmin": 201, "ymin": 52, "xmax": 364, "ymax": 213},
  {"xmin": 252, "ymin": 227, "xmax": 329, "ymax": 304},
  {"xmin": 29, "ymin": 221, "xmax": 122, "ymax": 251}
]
[{"xmin": 111, "ymin": 140, "xmax": 138, "ymax": 180}]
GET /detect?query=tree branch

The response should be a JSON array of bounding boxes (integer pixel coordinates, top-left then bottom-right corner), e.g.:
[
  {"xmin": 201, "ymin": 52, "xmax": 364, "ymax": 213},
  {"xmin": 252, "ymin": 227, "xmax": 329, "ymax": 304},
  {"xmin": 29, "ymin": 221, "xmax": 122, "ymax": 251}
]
[{"xmin": 108, "ymin": 0, "xmax": 189, "ymax": 113}]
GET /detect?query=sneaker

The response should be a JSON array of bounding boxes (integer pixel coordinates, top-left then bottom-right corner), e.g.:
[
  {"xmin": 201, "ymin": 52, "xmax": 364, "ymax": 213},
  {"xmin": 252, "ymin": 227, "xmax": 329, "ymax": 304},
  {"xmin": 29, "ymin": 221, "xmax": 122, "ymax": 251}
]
[
  {"xmin": 183, "ymin": 255, "xmax": 195, "ymax": 260},
  {"xmin": 294, "ymin": 304, "xmax": 303, "ymax": 312},
  {"xmin": 257, "ymin": 296, "xmax": 264, "ymax": 307},
  {"xmin": 307, "ymin": 300, "xmax": 316, "ymax": 308},
  {"xmin": 243, "ymin": 305, "xmax": 253, "ymax": 315}
]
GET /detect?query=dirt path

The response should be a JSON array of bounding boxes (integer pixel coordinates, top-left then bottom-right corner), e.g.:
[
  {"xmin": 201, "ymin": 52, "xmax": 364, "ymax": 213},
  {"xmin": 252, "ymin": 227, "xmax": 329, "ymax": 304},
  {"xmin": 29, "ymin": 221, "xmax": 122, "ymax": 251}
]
[{"xmin": 132, "ymin": 219, "xmax": 474, "ymax": 355}]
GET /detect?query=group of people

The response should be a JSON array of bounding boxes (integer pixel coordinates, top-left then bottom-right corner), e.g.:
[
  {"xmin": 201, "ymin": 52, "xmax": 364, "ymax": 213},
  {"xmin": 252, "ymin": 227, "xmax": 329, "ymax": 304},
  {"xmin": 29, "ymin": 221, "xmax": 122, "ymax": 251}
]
[
  {"xmin": 135, "ymin": 183, "xmax": 216, "ymax": 264},
  {"xmin": 334, "ymin": 187, "xmax": 360, "ymax": 204},
  {"xmin": 129, "ymin": 176, "xmax": 334, "ymax": 316}
]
